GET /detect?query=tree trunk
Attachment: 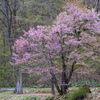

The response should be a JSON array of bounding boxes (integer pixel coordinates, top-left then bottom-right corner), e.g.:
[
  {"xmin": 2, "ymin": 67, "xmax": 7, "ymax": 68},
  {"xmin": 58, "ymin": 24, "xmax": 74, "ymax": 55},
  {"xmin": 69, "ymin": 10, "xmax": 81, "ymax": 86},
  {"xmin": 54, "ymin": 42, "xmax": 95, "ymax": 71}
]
[
  {"xmin": 61, "ymin": 53, "xmax": 68, "ymax": 94},
  {"xmin": 50, "ymin": 69, "xmax": 63, "ymax": 95},
  {"xmin": 13, "ymin": 0, "xmax": 17, "ymax": 39},
  {"xmin": 49, "ymin": 0, "xmax": 53, "ymax": 24},
  {"xmin": 14, "ymin": 70, "xmax": 23, "ymax": 94},
  {"xmin": 51, "ymin": 76, "xmax": 55, "ymax": 95},
  {"xmin": 2, "ymin": 0, "xmax": 7, "ymax": 67},
  {"xmin": 49, "ymin": 0, "xmax": 55, "ymax": 95},
  {"xmin": 97, "ymin": 0, "xmax": 100, "ymax": 13},
  {"xmin": 22, "ymin": 0, "xmax": 26, "ymax": 30},
  {"xmin": 66, "ymin": 61, "xmax": 76, "ymax": 85}
]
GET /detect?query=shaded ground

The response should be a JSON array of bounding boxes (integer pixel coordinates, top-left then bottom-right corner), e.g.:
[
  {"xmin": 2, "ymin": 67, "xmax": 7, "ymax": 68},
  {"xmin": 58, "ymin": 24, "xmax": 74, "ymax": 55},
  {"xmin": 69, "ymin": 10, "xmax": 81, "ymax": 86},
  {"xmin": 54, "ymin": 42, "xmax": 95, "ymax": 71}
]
[{"xmin": 0, "ymin": 90, "xmax": 11, "ymax": 93}]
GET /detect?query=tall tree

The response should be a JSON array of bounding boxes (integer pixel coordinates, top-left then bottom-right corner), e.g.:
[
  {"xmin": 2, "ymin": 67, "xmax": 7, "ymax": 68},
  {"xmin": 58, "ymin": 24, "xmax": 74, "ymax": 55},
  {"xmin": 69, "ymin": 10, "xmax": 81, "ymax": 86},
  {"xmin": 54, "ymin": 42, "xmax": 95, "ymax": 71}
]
[{"xmin": 0, "ymin": 0, "xmax": 13, "ymax": 64}]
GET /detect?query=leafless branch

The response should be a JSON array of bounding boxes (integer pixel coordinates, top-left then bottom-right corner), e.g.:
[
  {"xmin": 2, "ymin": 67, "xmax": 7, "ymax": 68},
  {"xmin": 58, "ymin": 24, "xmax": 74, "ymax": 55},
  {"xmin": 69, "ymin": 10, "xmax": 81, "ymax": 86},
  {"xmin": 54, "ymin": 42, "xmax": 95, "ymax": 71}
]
[
  {"xmin": 0, "ymin": 17, "xmax": 7, "ymax": 27},
  {"xmin": 0, "ymin": 9, "xmax": 9, "ymax": 21}
]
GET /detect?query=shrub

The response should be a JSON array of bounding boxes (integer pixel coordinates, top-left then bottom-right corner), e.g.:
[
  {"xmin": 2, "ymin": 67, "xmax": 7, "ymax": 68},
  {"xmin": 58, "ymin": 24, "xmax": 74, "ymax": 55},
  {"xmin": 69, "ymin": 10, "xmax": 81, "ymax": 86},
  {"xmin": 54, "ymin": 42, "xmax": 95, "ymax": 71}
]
[
  {"xmin": 82, "ymin": 85, "xmax": 91, "ymax": 93},
  {"xmin": 45, "ymin": 95, "xmax": 68, "ymax": 100},
  {"xmin": 69, "ymin": 87, "xmax": 87, "ymax": 100},
  {"xmin": 68, "ymin": 81, "xmax": 100, "ymax": 87}
]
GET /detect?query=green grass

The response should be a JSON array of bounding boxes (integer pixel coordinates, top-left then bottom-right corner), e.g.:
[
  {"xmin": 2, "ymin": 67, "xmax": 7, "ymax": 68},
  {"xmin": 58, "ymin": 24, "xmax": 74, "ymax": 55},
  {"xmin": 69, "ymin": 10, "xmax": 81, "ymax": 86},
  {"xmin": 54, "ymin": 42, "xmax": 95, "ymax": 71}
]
[
  {"xmin": 23, "ymin": 88, "xmax": 52, "ymax": 94},
  {"xmin": 0, "ymin": 95, "xmax": 49, "ymax": 100},
  {"xmin": 0, "ymin": 87, "xmax": 52, "ymax": 94},
  {"xmin": 0, "ymin": 88, "xmax": 52, "ymax": 100},
  {"xmin": 25, "ymin": 96, "xmax": 37, "ymax": 99},
  {"xmin": 98, "ymin": 87, "xmax": 100, "ymax": 90}
]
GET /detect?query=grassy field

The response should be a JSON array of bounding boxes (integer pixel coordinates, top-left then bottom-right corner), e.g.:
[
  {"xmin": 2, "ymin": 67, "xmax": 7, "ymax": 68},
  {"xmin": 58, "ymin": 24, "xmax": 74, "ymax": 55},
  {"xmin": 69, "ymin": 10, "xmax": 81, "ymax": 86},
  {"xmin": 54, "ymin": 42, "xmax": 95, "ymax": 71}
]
[
  {"xmin": 0, "ymin": 88, "xmax": 52, "ymax": 100},
  {"xmin": 0, "ymin": 87, "xmax": 100, "ymax": 100}
]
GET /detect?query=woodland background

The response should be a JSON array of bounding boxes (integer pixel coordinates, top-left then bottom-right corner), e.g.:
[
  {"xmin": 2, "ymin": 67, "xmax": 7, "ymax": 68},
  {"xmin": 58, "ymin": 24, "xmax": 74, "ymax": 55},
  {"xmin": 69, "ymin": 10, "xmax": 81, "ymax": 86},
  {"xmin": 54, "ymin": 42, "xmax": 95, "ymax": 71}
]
[{"xmin": 0, "ymin": 0, "xmax": 100, "ymax": 88}]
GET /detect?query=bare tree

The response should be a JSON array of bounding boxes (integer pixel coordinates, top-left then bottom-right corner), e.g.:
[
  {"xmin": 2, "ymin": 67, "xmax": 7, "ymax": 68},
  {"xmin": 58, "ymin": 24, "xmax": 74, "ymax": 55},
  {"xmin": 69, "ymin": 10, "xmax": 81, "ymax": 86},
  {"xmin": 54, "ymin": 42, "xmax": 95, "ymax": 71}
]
[
  {"xmin": 0, "ymin": 0, "xmax": 13, "ymax": 59},
  {"xmin": 0, "ymin": 0, "xmax": 23, "ymax": 94}
]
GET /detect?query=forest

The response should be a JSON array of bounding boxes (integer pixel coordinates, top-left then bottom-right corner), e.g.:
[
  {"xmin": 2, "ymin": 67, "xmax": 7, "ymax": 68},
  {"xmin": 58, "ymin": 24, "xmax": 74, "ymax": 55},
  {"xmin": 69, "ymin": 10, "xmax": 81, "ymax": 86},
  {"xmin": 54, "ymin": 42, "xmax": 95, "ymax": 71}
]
[{"xmin": 0, "ymin": 0, "xmax": 100, "ymax": 100}]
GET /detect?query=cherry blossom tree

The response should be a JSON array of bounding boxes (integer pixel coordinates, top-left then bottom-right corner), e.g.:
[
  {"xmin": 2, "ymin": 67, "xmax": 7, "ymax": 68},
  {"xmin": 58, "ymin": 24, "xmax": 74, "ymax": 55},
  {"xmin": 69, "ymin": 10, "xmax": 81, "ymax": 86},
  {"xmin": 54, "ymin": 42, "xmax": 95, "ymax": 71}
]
[{"xmin": 11, "ymin": 3, "xmax": 100, "ymax": 95}]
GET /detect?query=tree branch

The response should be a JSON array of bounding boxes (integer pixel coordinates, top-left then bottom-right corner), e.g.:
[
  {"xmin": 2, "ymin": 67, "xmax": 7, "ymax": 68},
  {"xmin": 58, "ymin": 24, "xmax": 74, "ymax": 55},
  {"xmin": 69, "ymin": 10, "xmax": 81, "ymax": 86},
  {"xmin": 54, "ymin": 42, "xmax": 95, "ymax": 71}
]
[
  {"xmin": 6, "ymin": 0, "xmax": 13, "ymax": 14},
  {"xmin": 66, "ymin": 61, "xmax": 76, "ymax": 84},
  {"xmin": 0, "ymin": 18, "xmax": 7, "ymax": 27},
  {"xmin": 0, "ymin": 9, "xmax": 9, "ymax": 22}
]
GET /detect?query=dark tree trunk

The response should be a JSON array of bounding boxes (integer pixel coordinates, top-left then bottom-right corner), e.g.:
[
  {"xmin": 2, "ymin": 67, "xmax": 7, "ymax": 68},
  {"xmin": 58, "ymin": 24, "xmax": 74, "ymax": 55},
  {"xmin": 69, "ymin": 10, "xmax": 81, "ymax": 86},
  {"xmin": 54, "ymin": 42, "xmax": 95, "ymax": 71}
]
[
  {"xmin": 22, "ymin": 0, "xmax": 26, "ymax": 30},
  {"xmin": 51, "ymin": 77, "xmax": 55, "ymax": 95},
  {"xmin": 49, "ymin": 0, "xmax": 55, "ymax": 95},
  {"xmin": 66, "ymin": 61, "xmax": 76, "ymax": 84},
  {"xmin": 97, "ymin": 0, "xmax": 100, "ymax": 13},
  {"xmin": 2, "ymin": 0, "xmax": 7, "ymax": 67},
  {"xmin": 13, "ymin": 0, "xmax": 17, "ymax": 38},
  {"xmin": 61, "ymin": 53, "xmax": 68, "ymax": 94},
  {"xmin": 50, "ymin": 69, "xmax": 63, "ymax": 95},
  {"xmin": 14, "ymin": 70, "xmax": 23, "ymax": 94}
]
